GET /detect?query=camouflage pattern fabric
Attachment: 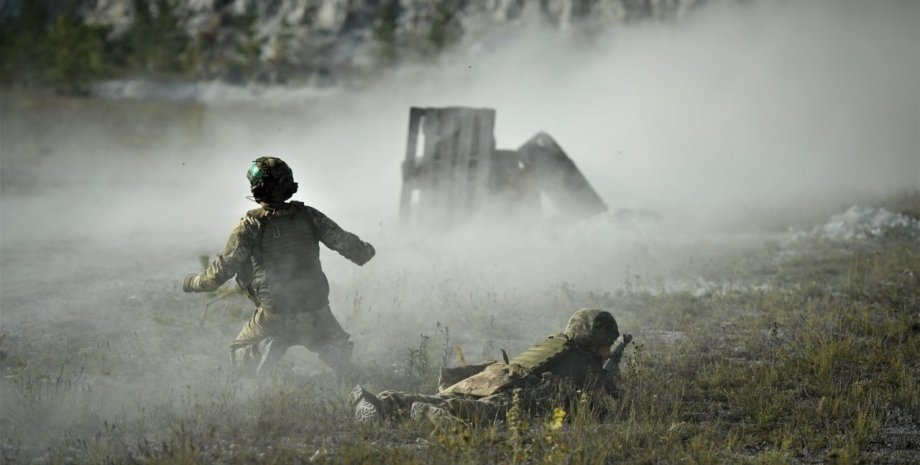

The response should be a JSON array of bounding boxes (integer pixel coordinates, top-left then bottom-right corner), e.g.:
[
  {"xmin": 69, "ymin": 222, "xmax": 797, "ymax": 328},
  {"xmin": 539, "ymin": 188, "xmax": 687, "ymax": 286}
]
[
  {"xmin": 563, "ymin": 308, "xmax": 620, "ymax": 350},
  {"xmin": 183, "ymin": 201, "xmax": 374, "ymax": 376},
  {"xmin": 507, "ymin": 334, "xmax": 572, "ymax": 372},
  {"xmin": 355, "ymin": 310, "xmax": 624, "ymax": 424},
  {"xmin": 184, "ymin": 201, "xmax": 375, "ymax": 312},
  {"xmin": 376, "ymin": 369, "xmax": 607, "ymax": 424},
  {"xmin": 370, "ymin": 334, "xmax": 615, "ymax": 423},
  {"xmin": 230, "ymin": 304, "xmax": 353, "ymax": 376},
  {"xmin": 437, "ymin": 361, "xmax": 497, "ymax": 392},
  {"xmin": 440, "ymin": 363, "xmax": 516, "ymax": 397},
  {"xmin": 376, "ymin": 390, "xmax": 506, "ymax": 423},
  {"xmin": 442, "ymin": 334, "xmax": 609, "ymax": 398}
]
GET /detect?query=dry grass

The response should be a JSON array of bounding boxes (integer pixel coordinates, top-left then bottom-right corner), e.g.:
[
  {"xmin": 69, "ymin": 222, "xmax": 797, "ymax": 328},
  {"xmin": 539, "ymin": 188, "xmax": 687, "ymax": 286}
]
[{"xmin": 2, "ymin": 207, "xmax": 918, "ymax": 465}]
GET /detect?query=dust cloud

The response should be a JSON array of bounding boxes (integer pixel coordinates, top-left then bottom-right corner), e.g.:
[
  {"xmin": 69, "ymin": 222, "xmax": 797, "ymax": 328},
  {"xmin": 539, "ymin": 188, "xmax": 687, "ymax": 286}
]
[{"xmin": 0, "ymin": 0, "xmax": 917, "ymax": 454}]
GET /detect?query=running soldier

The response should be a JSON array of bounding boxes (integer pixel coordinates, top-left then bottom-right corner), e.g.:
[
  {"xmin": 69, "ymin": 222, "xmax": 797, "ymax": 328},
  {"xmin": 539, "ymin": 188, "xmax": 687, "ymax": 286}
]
[{"xmin": 183, "ymin": 157, "xmax": 375, "ymax": 378}]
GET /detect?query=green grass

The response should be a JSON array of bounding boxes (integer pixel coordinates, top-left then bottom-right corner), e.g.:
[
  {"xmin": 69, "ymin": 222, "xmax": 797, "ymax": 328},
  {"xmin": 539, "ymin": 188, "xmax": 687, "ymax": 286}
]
[{"xmin": 2, "ymin": 212, "xmax": 918, "ymax": 464}]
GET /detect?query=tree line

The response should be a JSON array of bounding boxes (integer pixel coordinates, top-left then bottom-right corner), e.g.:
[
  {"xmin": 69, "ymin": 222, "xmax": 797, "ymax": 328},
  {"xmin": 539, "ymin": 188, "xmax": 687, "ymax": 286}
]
[{"xmin": 0, "ymin": 0, "xmax": 463, "ymax": 94}]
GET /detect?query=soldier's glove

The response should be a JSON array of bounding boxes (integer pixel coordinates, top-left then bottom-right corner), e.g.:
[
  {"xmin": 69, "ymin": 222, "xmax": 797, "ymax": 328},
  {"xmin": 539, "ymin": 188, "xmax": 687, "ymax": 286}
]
[
  {"xmin": 182, "ymin": 273, "xmax": 199, "ymax": 292},
  {"xmin": 354, "ymin": 242, "xmax": 375, "ymax": 266}
]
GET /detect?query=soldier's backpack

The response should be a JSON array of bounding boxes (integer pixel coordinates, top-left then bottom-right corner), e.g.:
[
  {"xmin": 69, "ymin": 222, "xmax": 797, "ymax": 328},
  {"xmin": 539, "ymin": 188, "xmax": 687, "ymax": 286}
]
[
  {"xmin": 234, "ymin": 202, "xmax": 316, "ymax": 306},
  {"xmin": 439, "ymin": 334, "xmax": 574, "ymax": 397}
]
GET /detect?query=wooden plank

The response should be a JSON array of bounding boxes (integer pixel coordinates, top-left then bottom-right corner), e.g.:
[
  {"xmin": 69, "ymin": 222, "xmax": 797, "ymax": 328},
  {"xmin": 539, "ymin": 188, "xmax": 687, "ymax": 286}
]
[
  {"xmin": 431, "ymin": 108, "xmax": 461, "ymax": 226},
  {"xmin": 399, "ymin": 107, "xmax": 424, "ymax": 226},
  {"xmin": 470, "ymin": 108, "xmax": 496, "ymax": 212},
  {"xmin": 519, "ymin": 132, "xmax": 607, "ymax": 218},
  {"xmin": 434, "ymin": 108, "xmax": 455, "ymax": 219},
  {"xmin": 401, "ymin": 106, "xmax": 498, "ymax": 228},
  {"xmin": 420, "ymin": 108, "xmax": 442, "ymax": 223},
  {"xmin": 442, "ymin": 108, "xmax": 464, "ymax": 222},
  {"xmin": 452, "ymin": 108, "xmax": 475, "ymax": 217}
]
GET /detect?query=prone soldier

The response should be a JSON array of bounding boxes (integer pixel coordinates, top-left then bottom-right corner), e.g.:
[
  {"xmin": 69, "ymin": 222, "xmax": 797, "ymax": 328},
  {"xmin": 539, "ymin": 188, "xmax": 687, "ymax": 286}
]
[{"xmin": 352, "ymin": 308, "xmax": 632, "ymax": 424}]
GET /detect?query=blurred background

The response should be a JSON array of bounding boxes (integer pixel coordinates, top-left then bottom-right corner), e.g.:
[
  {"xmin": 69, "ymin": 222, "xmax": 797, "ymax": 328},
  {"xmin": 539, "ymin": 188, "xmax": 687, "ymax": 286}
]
[{"xmin": 2, "ymin": 0, "xmax": 917, "ymax": 239}]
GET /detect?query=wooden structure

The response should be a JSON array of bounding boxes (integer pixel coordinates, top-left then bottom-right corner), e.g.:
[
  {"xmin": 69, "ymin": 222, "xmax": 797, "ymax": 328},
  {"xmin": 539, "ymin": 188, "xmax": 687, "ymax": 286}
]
[{"xmin": 399, "ymin": 107, "xmax": 606, "ymax": 228}]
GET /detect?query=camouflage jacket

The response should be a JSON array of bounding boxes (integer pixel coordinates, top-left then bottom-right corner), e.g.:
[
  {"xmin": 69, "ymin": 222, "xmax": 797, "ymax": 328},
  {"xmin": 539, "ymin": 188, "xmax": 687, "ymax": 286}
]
[
  {"xmin": 439, "ymin": 334, "xmax": 610, "ymax": 398},
  {"xmin": 184, "ymin": 201, "xmax": 374, "ymax": 312}
]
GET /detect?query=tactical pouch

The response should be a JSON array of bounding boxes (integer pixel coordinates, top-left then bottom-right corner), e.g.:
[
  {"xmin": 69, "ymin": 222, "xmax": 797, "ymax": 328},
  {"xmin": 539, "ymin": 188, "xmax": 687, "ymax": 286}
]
[
  {"xmin": 442, "ymin": 334, "xmax": 575, "ymax": 397},
  {"xmin": 507, "ymin": 334, "xmax": 572, "ymax": 374}
]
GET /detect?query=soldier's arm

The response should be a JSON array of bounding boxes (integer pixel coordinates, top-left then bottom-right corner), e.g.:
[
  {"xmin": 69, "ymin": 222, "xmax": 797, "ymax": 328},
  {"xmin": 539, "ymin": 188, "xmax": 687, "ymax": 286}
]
[
  {"xmin": 600, "ymin": 334, "xmax": 632, "ymax": 397},
  {"xmin": 182, "ymin": 217, "xmax": 260, "ymax": 292},
  {"xmin": 307, "ymin": 207, "xmax": 375, "ymax": 266},
  {"xmin": 609, "ymin": 334, "xmax": 633, "ymax": 364}
]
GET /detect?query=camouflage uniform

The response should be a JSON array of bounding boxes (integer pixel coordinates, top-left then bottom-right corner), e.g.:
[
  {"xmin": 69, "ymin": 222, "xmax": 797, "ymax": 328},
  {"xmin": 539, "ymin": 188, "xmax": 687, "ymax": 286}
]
[
  {"xmin": 183, "ymin": 160, "xmax": 375, "ymax": 377},
  {"xmin": 353, "ymin": 309, "xmax": 629, "ymax": 424}
]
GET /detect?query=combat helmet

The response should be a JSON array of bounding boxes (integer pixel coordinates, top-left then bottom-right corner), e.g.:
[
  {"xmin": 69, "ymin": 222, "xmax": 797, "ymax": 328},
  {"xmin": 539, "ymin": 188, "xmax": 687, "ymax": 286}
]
[
  {"xmin": 563, "ymin": 309, "xmax": 619, "ymax": 350},
  {"xmin": 247, "ymin": 157, "xmax": 298, "ymax": 204}
]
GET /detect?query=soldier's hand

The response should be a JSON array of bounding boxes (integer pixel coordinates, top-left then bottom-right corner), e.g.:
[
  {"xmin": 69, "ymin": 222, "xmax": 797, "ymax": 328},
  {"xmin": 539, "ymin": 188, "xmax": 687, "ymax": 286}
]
[
  {"xmin": 355, "ymin": 242, "xmax": 375, "ymax": 266},
  {"xmin": 622, "ymin": 334, "xmax": 633, "ymax": 345},
  {"xmin": 182, "ymin": 273, "xmax": 198, "ymax": 292}
]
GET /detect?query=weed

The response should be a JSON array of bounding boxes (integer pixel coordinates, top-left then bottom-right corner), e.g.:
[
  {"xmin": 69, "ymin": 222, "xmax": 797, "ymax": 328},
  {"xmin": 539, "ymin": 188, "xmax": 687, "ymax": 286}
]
[
  {"xmin": 406, "ymin": 333, "xmax": 432, "ymax": 381},
  {"xmin": 4, "ymin": 209, "xmax": 919, "ymax": 464}
]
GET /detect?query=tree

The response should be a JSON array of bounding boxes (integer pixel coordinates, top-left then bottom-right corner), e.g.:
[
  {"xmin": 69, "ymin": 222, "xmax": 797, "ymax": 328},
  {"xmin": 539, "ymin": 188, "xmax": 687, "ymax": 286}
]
[
  {"xmin": 119, "ymin": 0, "xmax": 190, "ymax": 73},
  {"xmin": 427, "ymin": 0, "xmax": 462, "ymax": 57},
  {"xmin": 44, "ymin": 8, "xmax": 108, "ymax": 93},
  {"xmin": 373, "ymin": 0, "xmax": 400, "ymax": 67}
]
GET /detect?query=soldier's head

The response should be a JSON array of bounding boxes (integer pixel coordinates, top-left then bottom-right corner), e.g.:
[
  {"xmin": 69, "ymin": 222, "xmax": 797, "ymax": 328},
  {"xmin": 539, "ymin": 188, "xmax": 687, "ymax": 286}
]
[
  {"xmin": 247, "ymin": 157, "xmax": 298, "ymax": 206},
  {"xmin": 564, "ymin": 308, "xmax": 619, "ymax": 353}
]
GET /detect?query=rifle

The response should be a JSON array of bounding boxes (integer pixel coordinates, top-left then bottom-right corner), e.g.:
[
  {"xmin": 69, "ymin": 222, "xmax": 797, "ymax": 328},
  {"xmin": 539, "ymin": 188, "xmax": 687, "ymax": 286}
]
[
  {"xmin": 602, "ymin": 333, "xmax": 633, "ymax": 372},
  {"xmin": 599, "ymin": 334, "xmax": 633, "ymax": 397}
]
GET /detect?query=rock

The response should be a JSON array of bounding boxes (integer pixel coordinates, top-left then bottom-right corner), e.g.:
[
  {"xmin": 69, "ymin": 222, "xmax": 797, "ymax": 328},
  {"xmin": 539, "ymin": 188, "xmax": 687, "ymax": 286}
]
[{"xmin": 5, "ymin": 0, "xmax": 708, "ymax": 84}]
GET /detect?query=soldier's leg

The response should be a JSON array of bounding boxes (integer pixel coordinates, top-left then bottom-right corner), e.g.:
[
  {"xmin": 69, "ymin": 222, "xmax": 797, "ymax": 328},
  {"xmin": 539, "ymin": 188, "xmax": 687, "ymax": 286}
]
[
  {"xmin": 350, "ymin": 385, "xmax": 384, "ymax": 423},
  {"xmin": 350, "ymin": 386, "xmax": 446, "ymax": 422},
  {"xmin": 377, "ymin": 390, "xmax": 447, "ymax": 419},
  {"xmin": 230, "ymin": 308, "xmax": 289, "ymax": 377},
  {"xmin": 409, "ymin": 402, "xmax": 463, "ymax": 426},
  {"xmin": 444, "ymin": 393, "xmax": 507, "ymax": 423},
  {"xmin": 295, "ymin": 305, "xmax": 355, "ymax": 379}
]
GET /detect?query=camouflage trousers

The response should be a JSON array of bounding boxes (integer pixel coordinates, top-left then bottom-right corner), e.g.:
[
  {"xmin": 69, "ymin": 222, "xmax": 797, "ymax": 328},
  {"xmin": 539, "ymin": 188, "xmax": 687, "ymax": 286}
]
[
  {"xmin": 376, "ymin": 374, "xmax": 599, "ymax": 423},
  {"xmin": 230, "ymin": 304, "xmax": 353, "ymax": 377},
  {"xmin": 376, "ymin": 390, "xmax": 511, "ymax": 423}
]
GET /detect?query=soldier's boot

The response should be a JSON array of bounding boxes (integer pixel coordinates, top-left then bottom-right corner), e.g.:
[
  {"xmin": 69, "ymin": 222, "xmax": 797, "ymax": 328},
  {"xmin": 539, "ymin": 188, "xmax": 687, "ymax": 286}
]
[
  {"xmin": 351, "ymin": 385, "xmax": 383, "ymax": 424},
  {"xmin": 319, "ymin": 340, "xmax": 356, "ymax": 384},
  {"xmin": 229, "ymin": 341, "xmax": 281, "ymax": 378},
  {"xmin": 229, "ymin": 347, "xmax": 255, "ymax": 377},
  {"xmin": 254, "ymin": 337, "xmax": 287, "ymax": 376},
  {"xmin": 409, "ymin": 402, "xmax": 462, "ymax": 428}
]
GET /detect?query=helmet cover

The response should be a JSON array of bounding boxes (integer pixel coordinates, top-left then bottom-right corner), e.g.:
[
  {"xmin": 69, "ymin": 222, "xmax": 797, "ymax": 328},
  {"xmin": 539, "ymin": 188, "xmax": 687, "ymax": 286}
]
[{"xmin": 563, "ymin": 309, "xmax": 620, "ymax": 350}]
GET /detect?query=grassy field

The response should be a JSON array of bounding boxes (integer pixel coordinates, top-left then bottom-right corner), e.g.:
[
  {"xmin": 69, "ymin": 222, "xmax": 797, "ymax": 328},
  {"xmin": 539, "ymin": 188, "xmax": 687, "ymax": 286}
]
[{"xmin": 1, "ymin": 200, "xmax": 917, "ymax": 465}]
